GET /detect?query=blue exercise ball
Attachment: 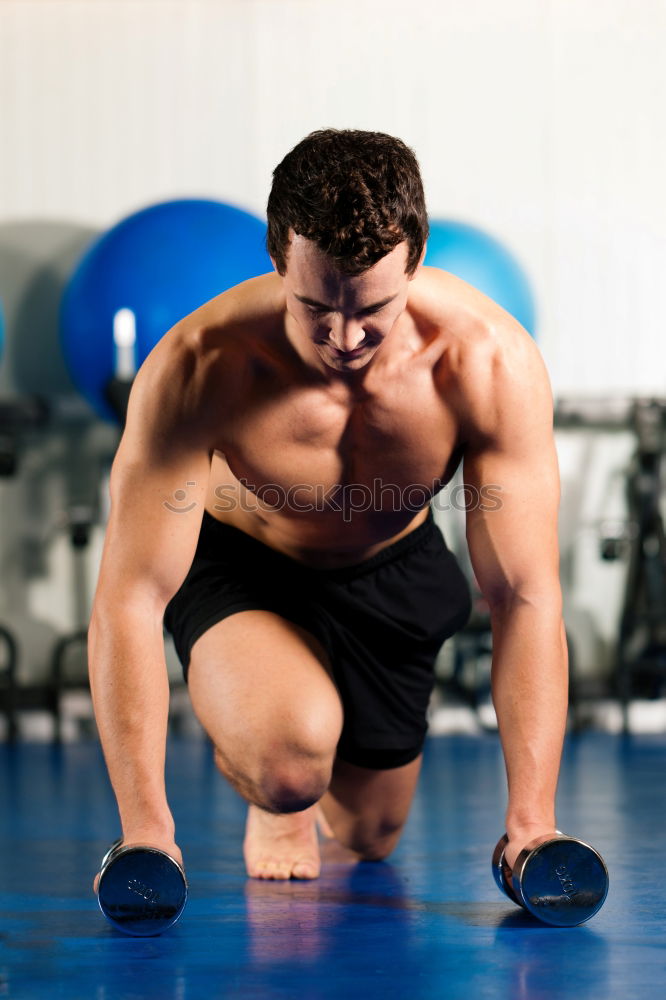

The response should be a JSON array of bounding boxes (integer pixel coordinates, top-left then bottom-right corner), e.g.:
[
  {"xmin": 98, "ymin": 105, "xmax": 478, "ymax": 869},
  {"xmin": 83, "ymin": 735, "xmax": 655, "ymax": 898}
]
[
  {"xmin": 61, "ymin": 198, "xmax": 272, "ymax": 422},
  {"xmin": 424, "ymin": 219, "xmax": 536, "ymax": 337}
]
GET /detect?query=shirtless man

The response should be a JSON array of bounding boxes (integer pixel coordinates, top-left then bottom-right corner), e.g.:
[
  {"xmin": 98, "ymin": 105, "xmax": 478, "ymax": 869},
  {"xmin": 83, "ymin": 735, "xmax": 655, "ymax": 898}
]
[{"xmin": 89, "ymin": 129, "xmax": 567, "ymax": 888}]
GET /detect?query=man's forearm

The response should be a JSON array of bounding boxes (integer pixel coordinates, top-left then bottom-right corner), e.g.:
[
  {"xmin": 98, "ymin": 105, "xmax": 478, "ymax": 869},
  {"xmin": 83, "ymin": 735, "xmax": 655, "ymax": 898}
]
[
  {"xmin": 489, "ymin": 598, "xmax": 568, "ymax": 837},
  {"xmin": 88, "ymin": 600, "xmax": 174, "ymax": 838}
]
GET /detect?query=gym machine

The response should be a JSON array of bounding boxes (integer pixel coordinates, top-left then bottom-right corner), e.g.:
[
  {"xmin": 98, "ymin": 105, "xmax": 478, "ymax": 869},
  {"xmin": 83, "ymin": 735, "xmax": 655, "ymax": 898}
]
[{"xmin": 447, "ymin": 395, "xmax": 666, "ymax": 732}]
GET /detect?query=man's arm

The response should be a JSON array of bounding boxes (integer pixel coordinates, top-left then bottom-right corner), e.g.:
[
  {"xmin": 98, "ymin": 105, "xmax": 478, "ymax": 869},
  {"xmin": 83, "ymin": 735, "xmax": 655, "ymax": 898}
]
[
  {"xmin": 460, "ymin": 328, "xmax": 567, "ymax": 870},
  {"xmin": 88, "ymin": 326, "xmax": 218, "ymax": 864}
]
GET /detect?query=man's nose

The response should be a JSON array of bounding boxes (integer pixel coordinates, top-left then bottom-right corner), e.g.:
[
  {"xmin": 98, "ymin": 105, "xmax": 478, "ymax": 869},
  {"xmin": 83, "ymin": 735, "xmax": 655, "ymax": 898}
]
[{"xmin": 328, "ymin": 318, "xmax": 366, "ymax": 352}]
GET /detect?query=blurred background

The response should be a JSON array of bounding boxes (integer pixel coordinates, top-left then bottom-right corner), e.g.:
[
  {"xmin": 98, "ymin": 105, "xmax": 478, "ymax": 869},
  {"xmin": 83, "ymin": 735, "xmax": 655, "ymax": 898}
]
[{"xmin": 1, "ymin": 0, "xmax": 665, "ymax": 740}]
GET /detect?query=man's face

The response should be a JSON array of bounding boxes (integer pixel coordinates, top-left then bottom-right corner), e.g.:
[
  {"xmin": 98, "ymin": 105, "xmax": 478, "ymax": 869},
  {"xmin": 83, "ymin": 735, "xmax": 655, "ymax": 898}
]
[{"xmin": 279, "ymin": 234, "xmax": 418, "ymax": 374}]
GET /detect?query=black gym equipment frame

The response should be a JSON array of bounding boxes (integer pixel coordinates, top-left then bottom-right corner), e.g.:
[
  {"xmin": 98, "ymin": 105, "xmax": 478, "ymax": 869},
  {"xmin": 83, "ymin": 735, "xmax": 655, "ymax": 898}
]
[
  {"xmin": 555, "ymin": 396, "xmax": 666, "ymax": 730},
  {"xmin": 445, "ymin": 396, "xmax": 666, "ymax": 732},
  {"xmin": 614, "ymin": 400, "xmax": 666, "ymax": 727}
]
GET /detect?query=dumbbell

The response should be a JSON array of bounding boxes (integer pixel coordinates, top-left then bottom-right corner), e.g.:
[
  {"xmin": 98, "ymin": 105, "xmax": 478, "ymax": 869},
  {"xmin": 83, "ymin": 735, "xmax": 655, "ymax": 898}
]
[
  {"xmin": 96, "ymin": 838, "xmax": 188, "ymax": 936},
  {"xmin": 492, "ymin": 832, "xmax": 609, "ymax": 927}
]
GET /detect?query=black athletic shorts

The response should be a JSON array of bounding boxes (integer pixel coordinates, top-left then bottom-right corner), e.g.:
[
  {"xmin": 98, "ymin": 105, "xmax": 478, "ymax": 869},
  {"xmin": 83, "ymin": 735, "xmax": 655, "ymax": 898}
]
[{"xmin": 163, "ymin": 506, "xmax": 472, "ymax": 770}]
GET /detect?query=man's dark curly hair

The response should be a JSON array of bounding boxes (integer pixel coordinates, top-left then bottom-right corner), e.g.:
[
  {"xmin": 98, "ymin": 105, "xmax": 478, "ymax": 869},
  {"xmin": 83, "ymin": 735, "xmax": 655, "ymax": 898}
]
[{"xmin": 266, "ymin": 129, "xmax": 429, "ymax": 277}]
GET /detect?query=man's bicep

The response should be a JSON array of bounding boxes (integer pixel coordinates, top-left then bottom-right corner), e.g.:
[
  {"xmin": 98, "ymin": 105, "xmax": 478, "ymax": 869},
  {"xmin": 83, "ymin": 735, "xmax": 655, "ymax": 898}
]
[
  {"xmin": 98, "ymin": 451, "xmax": 209, "ymax": 610},
  {"xmin": 94, "ymin": 341, "xmax": 214, "ymax": 612},
  {"xmin": 462, "ymin": 430, "xmax": 561, "ymax": 610}
]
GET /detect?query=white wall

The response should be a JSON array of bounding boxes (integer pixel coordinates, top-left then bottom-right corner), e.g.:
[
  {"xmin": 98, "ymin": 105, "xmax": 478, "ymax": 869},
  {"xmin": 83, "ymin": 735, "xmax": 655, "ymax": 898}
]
[
  {"xmin": 2, "ymin": 0, "xmax": 665, "ymax": 391},
  {"xmin": 1, "ymin": 0, "xmax": 665, "ymax": 681}
]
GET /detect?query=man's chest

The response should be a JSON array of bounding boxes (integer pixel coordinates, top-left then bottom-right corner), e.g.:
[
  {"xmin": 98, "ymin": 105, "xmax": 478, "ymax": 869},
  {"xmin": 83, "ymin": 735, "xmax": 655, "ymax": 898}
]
[{"xmin": 217, "ymin": 364, "xmax": 462, "ymax": 500}]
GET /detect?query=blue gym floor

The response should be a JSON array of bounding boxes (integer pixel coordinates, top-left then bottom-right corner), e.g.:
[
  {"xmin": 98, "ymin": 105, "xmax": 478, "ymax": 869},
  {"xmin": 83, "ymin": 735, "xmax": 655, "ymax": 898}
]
[{"xmin": 1, "ymin": 731, "xmax": 664, "ymax": 1000}]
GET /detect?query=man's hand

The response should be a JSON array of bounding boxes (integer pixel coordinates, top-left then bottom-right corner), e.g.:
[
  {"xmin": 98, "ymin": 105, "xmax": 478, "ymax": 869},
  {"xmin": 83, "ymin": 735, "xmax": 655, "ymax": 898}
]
[
  {"xmin": 504, "ymin": 825, "xmax": 560, "ymax": 872},
  {"xmin": 92, "ymin": 832, "xmax": 184, "ymax": 894}
]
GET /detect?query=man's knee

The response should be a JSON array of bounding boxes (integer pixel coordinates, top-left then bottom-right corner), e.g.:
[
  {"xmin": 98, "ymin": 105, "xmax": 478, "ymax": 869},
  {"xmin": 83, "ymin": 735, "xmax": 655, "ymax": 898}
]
[
  {"xmin": 214, "ymin": 744, "xmax": 334, "ymax": 813},
  {"xmin": 258, "ymin": 754, "xmax": 333, "ymax": 813},
  {"xmin": 253, "ymin": 715, "xmax": 340, "ymax": 810},
  {"xmin": 343, "ymin": 821, "xmax": 406, "ymax": 861}
]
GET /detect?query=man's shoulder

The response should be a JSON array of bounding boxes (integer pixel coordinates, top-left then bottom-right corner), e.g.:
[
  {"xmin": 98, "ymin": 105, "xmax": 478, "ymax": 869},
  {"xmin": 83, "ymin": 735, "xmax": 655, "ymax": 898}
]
[
  {"xmin": 180, "ymin": 271, "xmax": 284, "ymax": 345},
  {"xmin": 415, "ymin": 267, "xmax": 550, "ymax": 448},
  {"xmin": 138, "ymin": 271, "xmax": 284, "ymax": 389},
  {"xmin": 416, "ymin": 265, "xmax": 524, "ymax": 341},
  {"xmin": 127, "ymin": 274, "xmax": 282, "ymax": 435}
]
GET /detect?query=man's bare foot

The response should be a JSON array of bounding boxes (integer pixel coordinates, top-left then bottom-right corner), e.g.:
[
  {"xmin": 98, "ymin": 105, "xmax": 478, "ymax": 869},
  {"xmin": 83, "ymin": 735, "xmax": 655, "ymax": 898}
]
[{"xmin": 243, "ymin": 803, "xmax": 323, "ymax": 880}]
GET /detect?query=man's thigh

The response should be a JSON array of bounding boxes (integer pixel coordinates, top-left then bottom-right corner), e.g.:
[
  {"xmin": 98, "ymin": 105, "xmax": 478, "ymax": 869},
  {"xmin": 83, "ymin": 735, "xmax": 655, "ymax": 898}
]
[{"xmin": 187, "ymin": 610, "xmax": 344, "ymax": 773}]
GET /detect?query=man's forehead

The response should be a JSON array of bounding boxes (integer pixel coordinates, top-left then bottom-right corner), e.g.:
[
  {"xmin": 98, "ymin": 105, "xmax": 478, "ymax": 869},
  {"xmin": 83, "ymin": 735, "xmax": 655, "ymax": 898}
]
[{"xmin": 288, "ymin": 252, "xmax": 405, "ymax": 311}]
